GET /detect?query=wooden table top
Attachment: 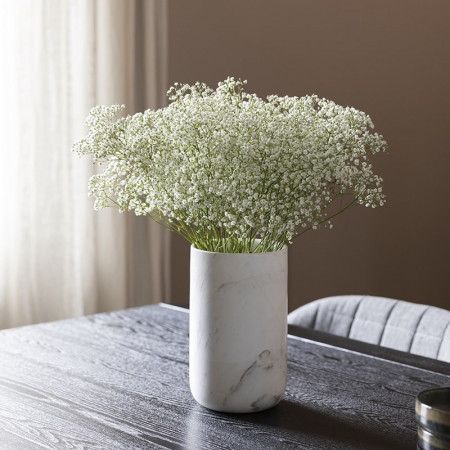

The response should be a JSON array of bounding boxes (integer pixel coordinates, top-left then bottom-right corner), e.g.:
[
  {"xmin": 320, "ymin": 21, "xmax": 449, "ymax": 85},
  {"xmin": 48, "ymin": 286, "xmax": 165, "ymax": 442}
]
[{"xmin": 0, "ymin": 303, "xmax": 448, "ymax": 449}]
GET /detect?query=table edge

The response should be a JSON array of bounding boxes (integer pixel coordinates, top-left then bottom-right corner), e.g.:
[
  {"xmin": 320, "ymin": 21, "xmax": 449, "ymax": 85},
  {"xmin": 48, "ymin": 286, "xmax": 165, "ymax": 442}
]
[{"xmin": 160, "ymin": 303, "xmax": 449, "ymax": 376}]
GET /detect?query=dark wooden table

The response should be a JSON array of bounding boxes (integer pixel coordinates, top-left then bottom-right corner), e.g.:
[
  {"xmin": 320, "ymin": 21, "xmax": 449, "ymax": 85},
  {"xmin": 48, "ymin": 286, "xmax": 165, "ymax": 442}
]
[{"xmin": 0, "ymin": 304, "xmax": 448, "ymax": 449}]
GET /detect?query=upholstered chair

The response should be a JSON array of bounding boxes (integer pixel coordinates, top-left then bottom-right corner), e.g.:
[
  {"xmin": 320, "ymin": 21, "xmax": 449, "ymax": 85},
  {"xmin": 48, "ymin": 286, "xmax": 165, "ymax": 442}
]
[{"xmin": 288, "ymin": 295, "xmax": 450, "ymax": 362}]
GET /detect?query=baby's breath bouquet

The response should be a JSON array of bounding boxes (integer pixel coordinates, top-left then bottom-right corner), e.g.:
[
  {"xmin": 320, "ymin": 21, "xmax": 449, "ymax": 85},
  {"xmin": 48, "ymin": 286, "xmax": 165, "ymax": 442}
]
[{"xmin": 74, "ymin": 77, "xmax": 386, "ymax": 253}]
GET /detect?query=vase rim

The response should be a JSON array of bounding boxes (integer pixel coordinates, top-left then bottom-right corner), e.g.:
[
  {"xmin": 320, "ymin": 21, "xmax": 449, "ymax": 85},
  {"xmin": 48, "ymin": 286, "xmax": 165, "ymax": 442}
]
[{"xmin": 190, "ymin": 244, "xmax": 288, "ymax": 256}]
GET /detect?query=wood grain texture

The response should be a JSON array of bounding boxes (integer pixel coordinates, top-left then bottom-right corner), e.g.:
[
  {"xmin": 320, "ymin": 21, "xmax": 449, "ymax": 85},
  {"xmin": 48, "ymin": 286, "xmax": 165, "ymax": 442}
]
[{"xmin": 0, "ymin": 304, "xmax": 448, "ymax": 449}]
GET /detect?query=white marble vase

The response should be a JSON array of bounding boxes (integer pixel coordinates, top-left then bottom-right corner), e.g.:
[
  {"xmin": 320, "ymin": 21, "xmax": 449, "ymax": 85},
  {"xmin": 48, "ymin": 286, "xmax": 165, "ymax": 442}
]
[{"xmin": 189, "ymin": 245, "xmax": 288, "ymax": 413}]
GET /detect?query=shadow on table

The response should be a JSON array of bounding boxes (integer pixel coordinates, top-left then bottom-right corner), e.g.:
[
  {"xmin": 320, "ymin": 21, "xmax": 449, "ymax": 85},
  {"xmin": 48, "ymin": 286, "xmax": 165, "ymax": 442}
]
[{"xmin": 186, "ymin": 399, "xmax": 416, "ymax": 450}]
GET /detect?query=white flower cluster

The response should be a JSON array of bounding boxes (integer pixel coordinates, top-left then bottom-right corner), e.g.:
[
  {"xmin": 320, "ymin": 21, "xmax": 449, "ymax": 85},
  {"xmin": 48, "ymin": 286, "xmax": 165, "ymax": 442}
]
[{"xmin": 73, "ymin": 77, "xmax": 386, "ymax": 253}]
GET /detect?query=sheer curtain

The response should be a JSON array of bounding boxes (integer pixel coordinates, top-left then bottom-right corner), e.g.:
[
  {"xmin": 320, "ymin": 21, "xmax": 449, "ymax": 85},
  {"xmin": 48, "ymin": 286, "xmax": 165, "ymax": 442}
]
[{"xmin": 0, "ymin": 0, "xmax": 170, "ymax": 329}]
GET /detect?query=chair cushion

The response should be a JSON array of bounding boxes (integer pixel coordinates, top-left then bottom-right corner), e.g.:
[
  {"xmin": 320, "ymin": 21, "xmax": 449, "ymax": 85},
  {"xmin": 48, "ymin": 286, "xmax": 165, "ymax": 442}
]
[{"xmin": 288, "ymin": 295, "xmax": 450, "ymax": 362}]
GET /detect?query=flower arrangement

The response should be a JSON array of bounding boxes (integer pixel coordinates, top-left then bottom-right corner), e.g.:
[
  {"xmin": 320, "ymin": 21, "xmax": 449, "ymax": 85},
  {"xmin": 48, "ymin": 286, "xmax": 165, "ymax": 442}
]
[{"xmin": 73, "ymin": 77, "xmax": 386, "ymax": 253}]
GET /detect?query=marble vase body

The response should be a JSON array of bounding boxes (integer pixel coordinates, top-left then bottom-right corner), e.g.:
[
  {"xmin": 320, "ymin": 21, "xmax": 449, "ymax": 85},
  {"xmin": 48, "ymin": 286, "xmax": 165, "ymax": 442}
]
[{"xmin": 189, "ymin": 245, "xmax": 288, "ymax": 413}]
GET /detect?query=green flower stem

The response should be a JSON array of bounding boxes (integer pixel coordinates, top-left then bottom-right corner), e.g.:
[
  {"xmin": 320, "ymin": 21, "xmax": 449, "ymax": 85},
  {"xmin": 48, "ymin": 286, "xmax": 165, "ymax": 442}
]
[{"xmin": 294, "ymin": 198, "xmax": 357, "ymax": 238}]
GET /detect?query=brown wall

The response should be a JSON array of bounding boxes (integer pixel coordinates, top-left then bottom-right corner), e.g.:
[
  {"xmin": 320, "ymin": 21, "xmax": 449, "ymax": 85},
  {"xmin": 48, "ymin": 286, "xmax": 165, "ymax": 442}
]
[{"xmin": 167, "ymin": 0, "xmax": 450, "ymax": 312}]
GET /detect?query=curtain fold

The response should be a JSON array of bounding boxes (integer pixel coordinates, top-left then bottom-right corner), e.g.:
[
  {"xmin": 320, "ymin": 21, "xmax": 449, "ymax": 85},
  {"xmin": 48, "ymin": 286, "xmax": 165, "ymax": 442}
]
[{"xmin": 0, "ymin": 0, "xmax": 170, "ymax": 329}]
